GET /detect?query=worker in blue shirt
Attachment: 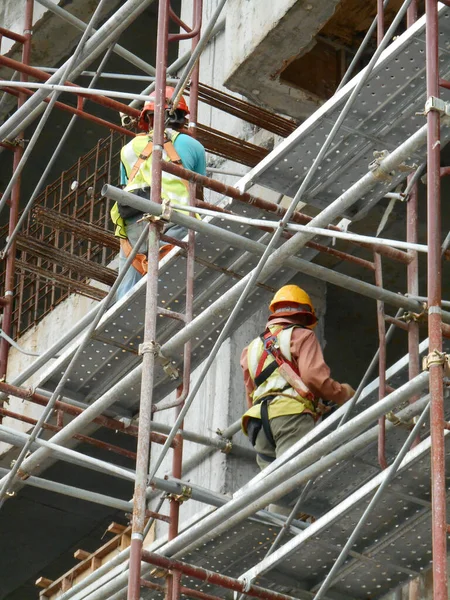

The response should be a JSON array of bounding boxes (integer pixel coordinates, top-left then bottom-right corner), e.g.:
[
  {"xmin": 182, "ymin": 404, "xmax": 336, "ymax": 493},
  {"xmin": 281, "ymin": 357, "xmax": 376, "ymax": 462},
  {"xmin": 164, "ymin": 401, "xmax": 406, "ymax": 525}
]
[{"xmin": 111, "ymin": 86, "xmax": 206, "ymax": 300}]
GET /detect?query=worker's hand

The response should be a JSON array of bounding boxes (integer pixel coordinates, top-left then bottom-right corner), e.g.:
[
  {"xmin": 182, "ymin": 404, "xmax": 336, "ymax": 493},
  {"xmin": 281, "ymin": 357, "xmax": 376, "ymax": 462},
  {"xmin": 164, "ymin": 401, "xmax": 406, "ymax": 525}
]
[{"xmin": 341, "ymin": 383, "xmax": 356, "ymax": 402}]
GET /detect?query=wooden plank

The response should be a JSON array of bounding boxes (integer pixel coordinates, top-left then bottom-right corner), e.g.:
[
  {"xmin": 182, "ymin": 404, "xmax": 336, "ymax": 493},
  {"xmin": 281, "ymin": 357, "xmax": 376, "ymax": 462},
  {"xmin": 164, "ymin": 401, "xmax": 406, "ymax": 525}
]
[
  {"xmin": 74, "ymin": 549, "xmax": 91, "ymax": 561},
  {"xmin": 107, "ymin": 522, "xmax": 128, "ymax": 535}
]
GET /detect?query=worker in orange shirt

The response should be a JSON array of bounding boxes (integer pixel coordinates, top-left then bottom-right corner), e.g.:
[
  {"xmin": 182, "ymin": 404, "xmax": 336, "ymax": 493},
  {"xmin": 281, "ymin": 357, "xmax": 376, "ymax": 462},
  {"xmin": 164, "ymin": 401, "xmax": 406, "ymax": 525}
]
[{"xmin": 241, "ymin": 285, "xmax": 355, "ymax": 470}]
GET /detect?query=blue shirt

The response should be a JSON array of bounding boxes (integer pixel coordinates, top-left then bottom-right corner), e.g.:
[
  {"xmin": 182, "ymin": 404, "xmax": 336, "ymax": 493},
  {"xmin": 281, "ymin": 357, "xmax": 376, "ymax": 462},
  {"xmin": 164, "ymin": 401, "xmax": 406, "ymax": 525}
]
[{"xmin": 120, "ymin": 130, "xmax": 206, "ymax": 185}]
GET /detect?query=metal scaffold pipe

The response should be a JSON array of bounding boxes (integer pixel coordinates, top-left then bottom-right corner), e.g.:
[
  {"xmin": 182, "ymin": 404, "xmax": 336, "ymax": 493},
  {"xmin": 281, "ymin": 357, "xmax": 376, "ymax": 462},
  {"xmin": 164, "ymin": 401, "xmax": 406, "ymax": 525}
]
[
  {"xmin": 157, "ymin": 374, "xmax": 429, "ymax": 558},
  {"xmin": 0, "ymin": 467, "xmax": 133, "ymax": 512},
  {"xmin": 2, "ymin": 43, "xmax": 117, "ymax": 258},
  {"xmin": 34, "ymin": 0, "xmax": 156, "ymax": 76},
  {"xmin": 170, "ymin": 0, "xmax": 228, "ymax": 112},
  {"xmin": 0, "ymin": 0, "xmax": 110, "ymax": 218},
  {"xmin": 0, "ymin": 223, "xmax": 150, "ymax": 502},
  {"xmin": 102, "ymin": 182, "xmax": 450, "ymax": 320},
  {"xmin": 79, "ymin": 389, "xmax": 430, "ymax": 600},
  {"xmin": 0, "ymin": 0, "xmax": 158, "ymax": 142}
]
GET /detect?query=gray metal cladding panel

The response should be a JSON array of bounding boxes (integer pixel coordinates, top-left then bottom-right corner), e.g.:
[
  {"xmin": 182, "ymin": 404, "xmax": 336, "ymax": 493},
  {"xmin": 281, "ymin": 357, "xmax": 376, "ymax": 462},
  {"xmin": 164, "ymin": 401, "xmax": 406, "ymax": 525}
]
[{"xmin": 241, "ymin": 6, "xmax": 450, "ymax": 220}]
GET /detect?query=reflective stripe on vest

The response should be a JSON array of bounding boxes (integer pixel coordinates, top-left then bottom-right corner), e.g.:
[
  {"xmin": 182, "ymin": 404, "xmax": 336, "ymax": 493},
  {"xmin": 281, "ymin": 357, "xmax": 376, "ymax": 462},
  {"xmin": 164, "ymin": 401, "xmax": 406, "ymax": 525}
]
[
  {"xmin": 111, "ymin": 129, "xmax": 192, "ymax": 238},
  {"xmin": 121, "ymin": 129, "xmax": 188, "ymax": 203},
  {"xmin": 247, "ymin": 326, "xmax": 305, "ymax": 405}
]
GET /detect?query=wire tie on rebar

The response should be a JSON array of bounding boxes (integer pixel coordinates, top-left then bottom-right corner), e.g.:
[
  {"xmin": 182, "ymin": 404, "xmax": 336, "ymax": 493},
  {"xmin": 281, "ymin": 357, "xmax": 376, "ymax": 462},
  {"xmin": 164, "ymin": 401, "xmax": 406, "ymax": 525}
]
[
  {"xmin": 424, "ymin": 97, "xmax": 450, "ymax": 117},
  {"xmin": 423, "ymin": 349, "xmax": 450, "ymax": 376},
  {"xmin": 5, "ymin": 490, "xmax": 15, "ymax": 498},
  {"xmin": 220, "ymin": 439, "xmax": 233, "ymax": 454}
]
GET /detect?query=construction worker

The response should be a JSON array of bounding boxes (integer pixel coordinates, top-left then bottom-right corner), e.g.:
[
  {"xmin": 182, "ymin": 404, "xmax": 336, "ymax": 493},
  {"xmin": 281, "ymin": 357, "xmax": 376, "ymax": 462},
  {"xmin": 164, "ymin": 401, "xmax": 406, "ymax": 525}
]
[
  {"xmin": 111, "ymin": 86, "xmax": 206, "ymax": 300},
  {"xmin": 241, "ymin": 285, "xmax": 355, "ymax": 473}
]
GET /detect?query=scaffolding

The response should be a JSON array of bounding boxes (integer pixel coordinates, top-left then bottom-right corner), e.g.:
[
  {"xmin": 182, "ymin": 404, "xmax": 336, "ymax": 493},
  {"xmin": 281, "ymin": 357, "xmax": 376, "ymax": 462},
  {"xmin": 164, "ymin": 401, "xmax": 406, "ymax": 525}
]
[{"xmin": 0, "ymin": 1, "xmax": 449, "ymax": 599}]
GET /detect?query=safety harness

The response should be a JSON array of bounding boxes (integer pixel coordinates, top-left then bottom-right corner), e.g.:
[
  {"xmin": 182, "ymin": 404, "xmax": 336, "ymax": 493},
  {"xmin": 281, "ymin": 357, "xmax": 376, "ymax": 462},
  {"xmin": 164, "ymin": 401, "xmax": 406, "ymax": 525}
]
[
  {"xmin": 251, "ymin": 325, "xmax": 316, "ymax": 450},
  {"xmin": 114, "ymin": 135, "xmax": 184, "ymax": 275}
]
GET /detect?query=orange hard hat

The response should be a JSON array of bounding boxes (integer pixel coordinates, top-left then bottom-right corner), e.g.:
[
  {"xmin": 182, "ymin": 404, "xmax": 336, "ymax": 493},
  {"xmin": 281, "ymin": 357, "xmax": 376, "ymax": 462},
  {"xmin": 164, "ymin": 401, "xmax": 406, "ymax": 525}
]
[
  {"xmin": 269, "ymin": 285, "xmax": 317, "ymax": 328},
  {"xmin": 138, "ymin": 86, "xmax": 189, "ymax": 131}
]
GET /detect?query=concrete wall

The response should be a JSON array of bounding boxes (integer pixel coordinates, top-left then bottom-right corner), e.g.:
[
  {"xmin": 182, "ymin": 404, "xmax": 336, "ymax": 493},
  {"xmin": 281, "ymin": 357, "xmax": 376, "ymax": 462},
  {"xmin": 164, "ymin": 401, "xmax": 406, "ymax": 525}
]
[{"xmin": 223, "ymin": 0, "xmax": 341, "ymax": 118}]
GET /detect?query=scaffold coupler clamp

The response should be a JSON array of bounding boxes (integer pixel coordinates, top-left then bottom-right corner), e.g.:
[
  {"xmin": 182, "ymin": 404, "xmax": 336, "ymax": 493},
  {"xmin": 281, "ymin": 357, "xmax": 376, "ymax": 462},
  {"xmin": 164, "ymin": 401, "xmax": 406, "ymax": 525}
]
[
  {"xmin": 10, "ymin": 459, "xmax": 30, "ymax": 480},
  {"xmin": 422, "ymin": 349, "xmax": 450, "ymax": 376},
  {"xmin": 139, "ymin": 341, "xmax": 179, "ymax": 380},
  {"xmin": 220, "ymin": 438, "xmax": 233, "ymax": 454},
  {"xmin": 167, "ymin": 484, "xmax": 192, "ymax": 504},
  {"xmin": 424, "ymin": 97, "xmax": 450, "ymax": 118},
  {"xmin": 400, "ymin": 302, "xmax": 427, "ymax": 324},
  {"xmin": 369, "ymin": 150, "xmax": 393, "ymax": 182},
  {"xmin": 150, "ymin": 566, "xmax": 170, "ymax": 579},
  {"xmin": 385, "ymin": 411, "xmax": 414, "ymax": 430}
]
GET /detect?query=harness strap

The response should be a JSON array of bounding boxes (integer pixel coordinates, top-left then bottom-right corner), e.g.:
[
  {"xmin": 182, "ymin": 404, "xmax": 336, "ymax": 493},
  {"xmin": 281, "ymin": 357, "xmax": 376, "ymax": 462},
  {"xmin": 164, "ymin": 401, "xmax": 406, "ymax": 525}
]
[
  {"xmin": 128, "ymin": 141, "xmax": 153, "ymax": 185},
  {"xmin": 120, "ymin": 237, "xmax": 175, "ymax": 275},
  {"xmin": 260, "ymin": 399, "xmax": 276, "ymax": 449},
  {"xmin": 164, "ymin": 140, "xmax": 182, "ymax": 163},
  {"xmin": 254, "ymin": 361, "xmax": 277, "ymax": 387}
]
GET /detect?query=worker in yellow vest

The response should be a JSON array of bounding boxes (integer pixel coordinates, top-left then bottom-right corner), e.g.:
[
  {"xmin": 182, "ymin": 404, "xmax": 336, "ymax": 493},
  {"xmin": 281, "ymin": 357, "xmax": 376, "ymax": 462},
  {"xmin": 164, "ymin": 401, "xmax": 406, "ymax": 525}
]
[
  {"xmin": 111, "ymin": 86, "xmax": 206, "ymax": 300},
  {"xmin": 241, "ymin": 285, "xmax": 355, "ymax": 472}
]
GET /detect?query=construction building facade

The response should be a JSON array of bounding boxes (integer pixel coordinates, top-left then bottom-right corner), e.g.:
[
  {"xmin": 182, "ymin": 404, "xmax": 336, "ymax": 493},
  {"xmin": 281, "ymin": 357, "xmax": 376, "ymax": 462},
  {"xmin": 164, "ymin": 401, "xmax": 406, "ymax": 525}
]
[{"xmin": 0, "ymin": 1, "xmax": 449, "ymax": 599}]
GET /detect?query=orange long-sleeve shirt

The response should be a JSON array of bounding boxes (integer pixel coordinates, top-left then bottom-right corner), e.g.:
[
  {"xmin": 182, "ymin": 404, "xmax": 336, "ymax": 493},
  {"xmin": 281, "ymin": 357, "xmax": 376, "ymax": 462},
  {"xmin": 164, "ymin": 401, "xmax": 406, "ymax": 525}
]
[{"xmin": 240, "ymin": 317, "xmax": 348, "ymax": 410}]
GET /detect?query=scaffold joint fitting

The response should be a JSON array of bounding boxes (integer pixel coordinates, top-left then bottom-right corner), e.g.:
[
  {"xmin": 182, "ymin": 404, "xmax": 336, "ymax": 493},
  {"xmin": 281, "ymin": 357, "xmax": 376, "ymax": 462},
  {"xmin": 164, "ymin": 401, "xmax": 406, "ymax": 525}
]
[
  {"xmin": 168, "ymin": 484, "xmax": 192, "ymax": 504},
  {"xmin": 385, "ymin": 411, "xmax": 414, "ymax": 430},
  {"xmin": 423, "ymin": 349, "xmax": 450, "ymax": 375},
  {"xmin": 160, "ymin": 198, "xmax": 172, "ymax": 221},
  {"xmin": 150, "ymin": 566, "xmax": 169, "ymax": 579},
  {"xmin": 369, "ymin": 150, "xmax": 393, "ymax": 182},
  {"xmin": 139, "ymin": 340, "xmax": 160, "ymax": 356},
  {"xmin": 220, "ymin": 439, "xmax": 233, "ymax": 454},
  {"xmin": 156, "ymin": 348, "xmax": 179, "ymax": 380},
  {"xmin": 424, "ymin": 96, "xmax": 450, "ymax": 117}
]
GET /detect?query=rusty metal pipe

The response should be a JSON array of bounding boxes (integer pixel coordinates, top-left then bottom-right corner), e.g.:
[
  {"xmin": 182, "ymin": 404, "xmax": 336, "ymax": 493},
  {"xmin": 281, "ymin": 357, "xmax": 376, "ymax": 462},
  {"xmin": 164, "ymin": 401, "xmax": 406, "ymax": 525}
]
[
  {"xmin": 426, "ymin": 1, "xmax": 447, "ymax": 598},
  {"xmin": 0, "ymin": 406, "xmax": 137, "ymax": 461},
  {"xmin": 162, "ymin": 161, "xmax": 413, "ymax": 264},
  {"xmin": 0, "ymin": 85, "xmax": 133, "ymax": 137},
  {"xmin": 128, "ymin": 1, "xmax": 170, "ymax": 598},
  {"xmin": 0, "ymin": 0, "xmax": 33, "ymax": 379},
  {"xmin": 0, "ymin": 27, "xmax": 26, "ymax": 44},
  {"xmin": 141, "ymin": 551, "xmax": 299, "ymax": 600},
  {"xmin": 0, "ymin": 382, "xmax": 173, "ymax": 446}
]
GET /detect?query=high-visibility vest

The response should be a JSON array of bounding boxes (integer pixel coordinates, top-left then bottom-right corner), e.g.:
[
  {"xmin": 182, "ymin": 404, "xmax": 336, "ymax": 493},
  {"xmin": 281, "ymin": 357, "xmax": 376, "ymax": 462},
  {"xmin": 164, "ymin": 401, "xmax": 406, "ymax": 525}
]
[
  {"xmin": 111, "ymin": 129, "xmax": 190, "ymax": 239},
  {"xmin": 247, "ymin": 325, "xmax": 315, "ymax": 410}
]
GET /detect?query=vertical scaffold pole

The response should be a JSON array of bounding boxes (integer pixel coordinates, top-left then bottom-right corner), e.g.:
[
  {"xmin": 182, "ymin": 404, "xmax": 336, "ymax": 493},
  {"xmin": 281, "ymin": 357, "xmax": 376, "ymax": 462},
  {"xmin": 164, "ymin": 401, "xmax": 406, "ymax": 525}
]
[
  {"xmin": 425, "ymin": 1, "xmax": 447, "ymax": 598},
  {"xmin": 127, "ymin": 1, "xmax": 171, "ymax": 599},
  {"xmin": 406, "ymin": 4, "xmax": 421, "ymax": 599},
  {"xmin": 0, "ymin": 0, "xmax": 33, "ymax": 377}
]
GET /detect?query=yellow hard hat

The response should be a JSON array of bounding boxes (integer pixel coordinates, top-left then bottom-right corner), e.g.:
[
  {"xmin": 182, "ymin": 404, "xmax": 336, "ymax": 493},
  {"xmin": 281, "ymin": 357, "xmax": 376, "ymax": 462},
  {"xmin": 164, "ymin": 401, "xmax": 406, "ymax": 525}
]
[{"xmin": 269, "ymin": 285, "xmax": 317, "ymax": 327}]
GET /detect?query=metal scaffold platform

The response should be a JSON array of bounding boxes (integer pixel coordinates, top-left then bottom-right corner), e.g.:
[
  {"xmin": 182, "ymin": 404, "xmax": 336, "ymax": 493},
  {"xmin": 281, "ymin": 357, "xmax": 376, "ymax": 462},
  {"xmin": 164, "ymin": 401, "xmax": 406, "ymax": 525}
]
[
  {"xmin": 239, "ymin": 4, "xmax": 450, "ymax": 220},
  {"xmin": 0, "ymin": 1, "xmax": 449, "ymax": 600}
]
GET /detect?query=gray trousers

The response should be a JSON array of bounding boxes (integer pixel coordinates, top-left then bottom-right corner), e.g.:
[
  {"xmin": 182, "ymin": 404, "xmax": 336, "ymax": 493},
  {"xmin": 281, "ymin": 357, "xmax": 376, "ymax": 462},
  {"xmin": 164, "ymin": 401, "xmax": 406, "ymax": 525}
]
[{"xmin": 254, "ymin": 413, "xmax": 315, "ymax": 516}]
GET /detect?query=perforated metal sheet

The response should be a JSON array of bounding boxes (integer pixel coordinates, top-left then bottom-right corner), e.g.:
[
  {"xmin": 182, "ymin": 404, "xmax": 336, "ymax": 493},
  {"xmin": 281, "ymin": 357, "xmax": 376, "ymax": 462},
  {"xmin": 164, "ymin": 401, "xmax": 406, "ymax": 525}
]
[
  {"xmin": 155, "ymin": 437, "xmax": 446, "ymax": 600},
  {"xmin": 238, "ymin": 6, "xmax": 450, "ymax": 220},
  {"xmin": 35, "ymin": 198, "xmax": 318, "ymax": 409}
]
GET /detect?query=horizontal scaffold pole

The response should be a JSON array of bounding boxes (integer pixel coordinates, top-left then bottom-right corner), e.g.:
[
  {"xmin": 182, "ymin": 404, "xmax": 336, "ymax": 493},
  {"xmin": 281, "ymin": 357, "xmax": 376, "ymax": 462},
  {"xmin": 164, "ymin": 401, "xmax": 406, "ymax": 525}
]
[
  {"xmin": 102, "ymin": 184, "xmax": 450, "ymax": 322},
  {"xmin": 75, "ymin": 389, "xmax": 430, "ymax": 600}
]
